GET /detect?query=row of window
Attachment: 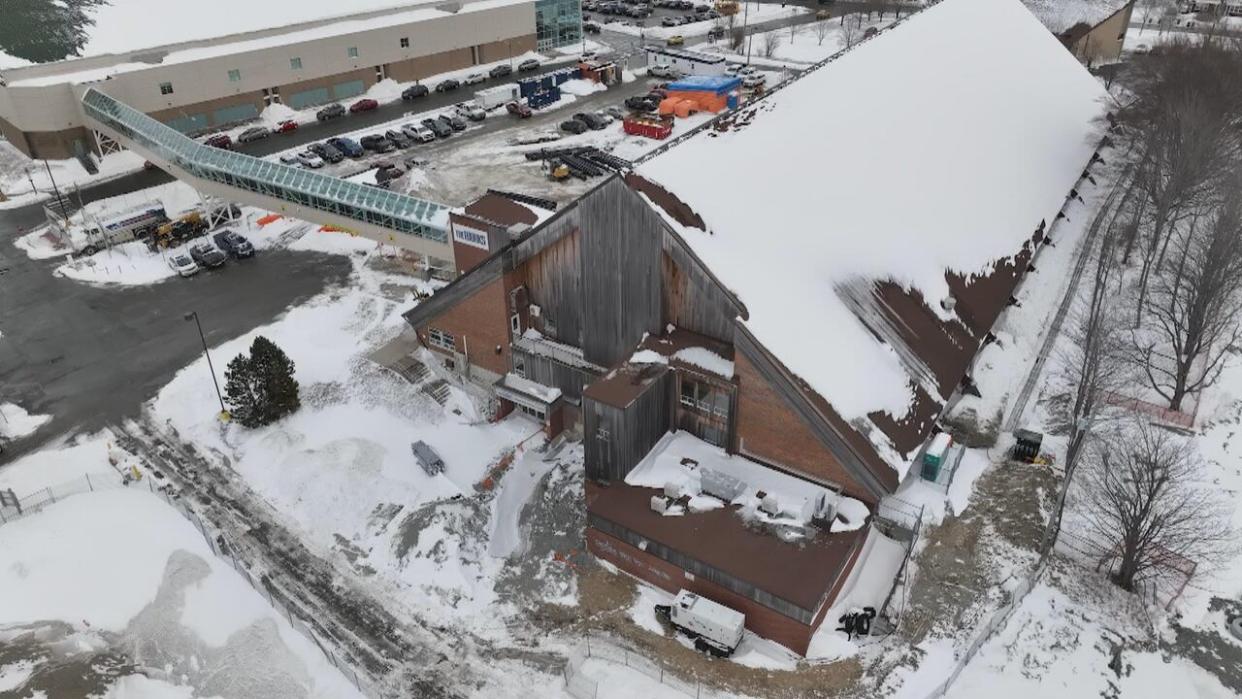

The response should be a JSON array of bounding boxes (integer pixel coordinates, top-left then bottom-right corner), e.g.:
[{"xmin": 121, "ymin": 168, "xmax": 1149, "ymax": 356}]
[
  {"xmin": 160, "ymin": 37, "xmax": 431, "ymax": 94},
  {"xmin": 428, "ymin": 328, "xmax": 455, "ymax": 352}
]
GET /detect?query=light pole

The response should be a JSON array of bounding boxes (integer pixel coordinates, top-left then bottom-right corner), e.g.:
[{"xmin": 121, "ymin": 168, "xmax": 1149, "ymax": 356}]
[{"xmin": 184, "ymin": 311, "xmax": 228, "ymax": 418}]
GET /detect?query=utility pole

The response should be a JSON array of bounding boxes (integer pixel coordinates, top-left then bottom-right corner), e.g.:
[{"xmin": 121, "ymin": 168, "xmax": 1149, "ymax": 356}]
[
  {"xmin": 743, "ymin": 0, "xmax": 753, "ymax": 63},
  {"xmin": 184, "ymin": 311, "xmax": 229, "ymax": 418},
  {"xmin": 43, "ymin": 160, "xmax": 70, "ymax": 226}
]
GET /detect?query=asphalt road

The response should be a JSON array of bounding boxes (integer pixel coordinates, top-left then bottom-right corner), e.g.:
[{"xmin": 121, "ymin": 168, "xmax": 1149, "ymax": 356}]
[{"xmin": 0, "ymin": 224, "xmax": 351, "ymax": 463}]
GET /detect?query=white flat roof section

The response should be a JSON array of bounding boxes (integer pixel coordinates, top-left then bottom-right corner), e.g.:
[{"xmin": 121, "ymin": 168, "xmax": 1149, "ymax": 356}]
[
  {"xmin": 0, "ymin": 0, "xmax": 534, "ymax": 76},
  {"xmin": 637, "ymin": 0, "xmax": 1107, "ymax": 470}
]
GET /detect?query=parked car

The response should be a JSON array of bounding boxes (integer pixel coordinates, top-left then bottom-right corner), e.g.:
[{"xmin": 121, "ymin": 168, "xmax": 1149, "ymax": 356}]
[
  {"xmin": 649, "ymin": 64, "xmax": 680, "ymax": 78},
  {"xmin": 274, "ymin": 119, "xmax": 299, "ymax": 134},
  {"xmin": 435, "ymin": 78, "xmax": 461, "ymax": 92},
  {"xmin": 308, "ymin": 141, "xmax": 344, "ymax": 163},
  {"xmin": 385, "ymin": 129, "xmax": 414, "ymax": 148},
  {"xmin": 661, "ymin": 15, "xmax": 680, "ymax": 26},
  {"xmin": 316, "ymin": 103, "xmax": 346, "ymax": 121},
  {"xmin": 168, "ymin": 253, "xmax": 199, "ymax": 277},
  {"xmin": 742, "ymin": 73, "xmax": 766, "ymax": 88},
  {"xmin": 237, "ymin": 126, "xmax": 270, "ymax": 144},
  {"xmin": 667, "ymin": 35, "xmax": 685, "ymax": 46},
  {"xmin": 604, "ymin": 105, "xmax": 626, "ymax": 120},
  {"xmin": 707, "ymin": 26, "xmax": 726, "ymax": 41},
  {"xmin": 625, "ymin": 95, "xmax": 659, "ymax": 111},
  {"xmin": 403, "ymin": 123, "xmax": 437, "ymax": 142},
  {"xmin": 593, "ymin": 110, "xmax": 615, "ymax": 125},
  {"xmin": 506, "ymin": 100, "xmax": 533, "ymax": 118},
  {"xmin": 583, "ymin": 21, "xmax": 602, "ymax": 33},
  {"xmin": 278, "ymin": 152, "xmax": 301, "ymax": 165},
  {"xmin": 463, "ymin": 72, "xmax": 486, "ymax": 86},
  {"xmin": 203, "ymin": 134, "xmax": 233, "ymax": 149},
  {"xmin": 212, "ymin": 230, "xmax": 255, "ymax": 259},
  {"xmin": 375, "ymin": 164, "xmax": 406, "ymax": 184},
  {"xmin": 327, "ymin": 136, "xmax": 365, "ymax": 157},
  {"xmin": 455, "ymin": 103, "xmax": 486, "ymax": 121},
  {"xmin": 402, "ymin": 84, "xmax": 430, "ymax": 100},
  {"xmin": 296, "ymin": 151, "xmax": 325, "ymax": 168},
  {"xmin": 360, "ymin": 134, "xmax": 396, "ymax": 153},
  {"xmin": 350, "ymin": 98, "xmax": 379, "ymax": 113},
  {"xmin": 421, "ymin": 118, "xmax": 453, "ymax": 138},
  {"xmin": 518, "ymin": 58, "xmax": 541, "ymax": 72},
  {"xmin": 188, "ymin": 241, "xmax": 227, "ymax": 269},
  {"xmin": 574, "ymin": 112, "xmax": 609, "ymax": 130},
  {"xmin": 438, "ymin": 113, "xmax": 467, "ymax": 131},
  {"xmin": 489, "ymin": 64, "xmax": 514, "ymax": 79},
  {"xmin": 560, "ymin": 119, "xmax": 589, "ymax": 135}
]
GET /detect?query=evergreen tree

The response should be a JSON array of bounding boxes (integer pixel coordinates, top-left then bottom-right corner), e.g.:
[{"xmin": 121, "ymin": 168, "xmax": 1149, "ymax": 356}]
[
  {"xmin": 0, "ymin": 0, "xmax": 110, "ymax": 64},
  {"xmin": 223, "ymin": 336, "xmax": 299, "ymax": 428}
]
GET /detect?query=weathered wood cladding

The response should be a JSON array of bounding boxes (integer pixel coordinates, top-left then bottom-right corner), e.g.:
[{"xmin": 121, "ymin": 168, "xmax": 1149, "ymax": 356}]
[
  {"xmin": 660, "ymin": 238, "xmax": 742, "ymax": 344},
  {"xmin": 584, "ymin": 369, "xmax": 673, "ymax": 482},
  {"xmin": 521, "ymin": 225, "xmax": 584, "ymax": 346},
  {"xmin": 512, "ymin": 347, "xmax": 598, "ymax": 402},
  {"xmin": 579, "ymin": 178, "xmax": 664, "ymax": 368}
]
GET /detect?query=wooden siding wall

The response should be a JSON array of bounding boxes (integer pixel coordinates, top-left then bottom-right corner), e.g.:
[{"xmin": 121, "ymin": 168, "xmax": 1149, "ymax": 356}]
[
  {"xmin": 584, "ymin": 370, "xmax": 673, "ymax": 481},
  {"xmin": 579, "ymin": 178, "xmax": 664, "ymax": 367},
  {"xmin": 513, "ymin": 347, "xmax": 599, "ymax": 402},
  {"xmin": 661, "ymin": 240, "xmax": 741, "ymax": 344},
  {"xmin": 522, "ymin": 225, "xmax": 584, "ymax": 346}
]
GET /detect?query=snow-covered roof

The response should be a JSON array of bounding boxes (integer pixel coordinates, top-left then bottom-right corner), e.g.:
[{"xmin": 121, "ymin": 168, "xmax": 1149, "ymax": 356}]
[
  {"xmin": 637, "ymin": 0, "xmax": 1106, "ymax": 475},
  {"xmin": 0, "ymin": 0, "xmax": 530, "ymax": 73},
  {"xmin": 1022, "ymin": 0, "xmax": 1131, "ymax": 34}
]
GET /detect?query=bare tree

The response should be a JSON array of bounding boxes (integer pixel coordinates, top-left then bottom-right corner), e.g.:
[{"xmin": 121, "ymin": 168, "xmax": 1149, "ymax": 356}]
[
  {"xmin": 839, "ymin": 13, "xmax": 861, "ymax": 49},
  {"xmin": 1043, "ymin": 207, "xmax": 1133, "ymax": 554},
  {"xmin": 760, "ymin": 29, "xmax": 782, "ymax": 59},
  {"xmin": 1078, "ymin": 422, "xmax": 1236, "ymax": 592},
  {"xmin": 730, "ymin": 26, "xmax": 745, "ymax": 52},
  {"xmin": 1131, "ymin": 181, "xmax": 1242, "ymax": 411},
  {"xmin": 814, "ymin": 18, "xmax": 831, "ymax": 46}
]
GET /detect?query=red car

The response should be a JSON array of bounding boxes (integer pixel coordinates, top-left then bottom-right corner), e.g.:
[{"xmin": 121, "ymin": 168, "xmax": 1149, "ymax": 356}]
[
  {"xmin": 203, "ymin": 134, "xmax": 233, "ymax": 149},
  {"xmin": 274, "ymin": 119, "xmax": 298, "ymax": 134},
  {"xmin": 349, "ymin": 98, "xmax": 379, "ymax": 113},
  {"xmin": 506, "ymin": 101, "xmax": 532, "ymax": 118}
]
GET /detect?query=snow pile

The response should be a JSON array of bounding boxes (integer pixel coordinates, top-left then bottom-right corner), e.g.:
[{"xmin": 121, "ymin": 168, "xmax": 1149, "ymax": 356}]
[
  {"xmin": 629, "ymin": 349, "xmax": 669, "ymax": 365},
  {"xmin": 671, "ymin": 347, "xmax": 734, "ymax": 378},
  {"xmin": 560, "ymin": 78, "xmax": 608, "ymax": 97},
  {"xmin": 0, "ymin": 489, "xmax": 362, "ymax": 697},
  {"xmin": 0, "ymin": 402, "xmax": 51, "ymax": 440},
  {"xmin": 638, "ymin": 0, "xmax": 1107, "ymax": 470},
  {"xmin": 54, "ymin": 240, "xmax": 182, "ymax": 287}
]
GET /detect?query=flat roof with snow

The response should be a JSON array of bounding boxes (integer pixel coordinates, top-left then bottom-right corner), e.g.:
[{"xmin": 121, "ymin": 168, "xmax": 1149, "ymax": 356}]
[{"xmin": 636, "ymin": 0, "xmax": 1106, "ymax": 476}]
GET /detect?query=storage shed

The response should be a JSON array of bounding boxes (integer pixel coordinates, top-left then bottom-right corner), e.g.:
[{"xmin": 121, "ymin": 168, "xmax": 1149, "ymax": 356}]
[{"xmin": 661, "ymin": 75, "xmax": 742, "ymax": 113}]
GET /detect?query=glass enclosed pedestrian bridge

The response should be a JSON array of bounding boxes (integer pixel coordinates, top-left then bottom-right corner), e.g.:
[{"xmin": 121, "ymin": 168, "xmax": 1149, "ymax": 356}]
[{"xmin": 81, "ymin": 88, "xmax": 449, "ymax": 248}]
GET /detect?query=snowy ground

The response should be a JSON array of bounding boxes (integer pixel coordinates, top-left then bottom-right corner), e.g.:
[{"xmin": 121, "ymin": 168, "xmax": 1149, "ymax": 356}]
[
  {"xmin": 0, "ymin": 402, "xmax": 51, "ymax": 441},
  {"xmin": 0, "ymin": 139, "xmax": 146, "ymax": 210},
  {"xmin": 689, "ymin": 16, "xmax": 894, "ymax": 66},
  {"xmin": 601, "ymin": 3, "xmax": 808, "ymax": 41},
  {"xmin": 0, "ymin": 474, "xmax": 363, "ymax": 698}
]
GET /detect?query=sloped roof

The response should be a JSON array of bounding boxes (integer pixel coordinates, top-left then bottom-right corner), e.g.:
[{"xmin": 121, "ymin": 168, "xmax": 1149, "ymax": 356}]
[
  {"xmin": 636, "ymin": 0, "xmax": 1106, "ymax": 478},
  {"xmin": 1022, "ymin": 0, "xmax": 1132, "ymax": 35}
]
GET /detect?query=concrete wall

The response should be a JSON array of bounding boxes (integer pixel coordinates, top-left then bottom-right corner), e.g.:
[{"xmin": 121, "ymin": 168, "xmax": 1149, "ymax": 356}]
[{"xmin": 0, "ymin": 0, "xmax": 535, "ymax": 157}]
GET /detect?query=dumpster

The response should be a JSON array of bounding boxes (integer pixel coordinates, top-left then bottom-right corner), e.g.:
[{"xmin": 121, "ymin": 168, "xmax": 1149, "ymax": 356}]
[
  {"xmin": 412, "ymin": 441, "xmax": 445, "ymax": 476},
  {"xmin": 623, "ymin": 115, "xmax": 674, "ymax": 140},
  {"xmin": 921, "ymin": 432, "xmax": 951, "ymax": 481}
]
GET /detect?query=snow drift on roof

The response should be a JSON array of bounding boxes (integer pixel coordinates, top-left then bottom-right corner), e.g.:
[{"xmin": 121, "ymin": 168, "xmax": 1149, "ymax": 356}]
[
  {"xmin": 637, "ymin": 0, "xmax": 1105, "ymax": 445},
  {"xmin": 1022, "ymin": 0, "xmax": 1131, "ymax": 34}
]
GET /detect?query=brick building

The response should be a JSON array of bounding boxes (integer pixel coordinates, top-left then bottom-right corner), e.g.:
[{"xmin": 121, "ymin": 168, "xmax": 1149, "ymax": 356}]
[{"xmin": 405, "ymin": 0, "xmax": 1107, "ymax": 653}]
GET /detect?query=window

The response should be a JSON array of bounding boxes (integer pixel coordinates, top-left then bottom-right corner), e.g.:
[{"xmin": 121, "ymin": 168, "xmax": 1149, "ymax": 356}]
[
  {"xmin": 428, "ymin": 328, "xmax": 455, "ymax": 351},
  {"xmin": 227, "ymin": 69, "xmax": 241, "ymax": 82},
  {"xmin": 400, "ymin": 37, "xmax": 410, "ymax": 48},
  {"xmin": 510, "ymin": 314, "xmax": 521, "ymax": 335},
  {"xmin": 514, "ymin": 357, "xmax": 526, "ymax": 379},
  {"xmin": 347, "ymin": 46, "xmax": 359, "ymax": 58},
  {"xmin": 159, "ymin": 82, "xmax": 174, "ymax": 95},
  {"xmin": 679, "ymin": 379, "xmax": 729, "ymax": 418},
  {"xmin": 290, "ymin": 57, "xmax": 303, "ymax": 70},
  {"xmin": 518, "ymin": 404, "xmax": 546, "ymax": 422}
]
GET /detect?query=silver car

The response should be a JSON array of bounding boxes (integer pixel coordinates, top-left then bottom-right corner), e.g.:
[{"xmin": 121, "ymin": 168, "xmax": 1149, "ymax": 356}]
[{"xmin": 296, "ymin": 151, "xmax": 326, "ymax": 168}]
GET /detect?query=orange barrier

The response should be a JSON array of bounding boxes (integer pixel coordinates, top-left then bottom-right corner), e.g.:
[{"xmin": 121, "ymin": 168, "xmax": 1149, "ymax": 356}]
[{"xmin": 255, "ymin": 213, "xmax": 283, "ymax": 226}]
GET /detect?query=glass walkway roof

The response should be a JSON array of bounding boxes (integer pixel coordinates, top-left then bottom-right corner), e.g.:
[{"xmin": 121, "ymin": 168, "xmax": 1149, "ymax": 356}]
[{"xmin": 82, "ymin": 88, "xmax": 448, "ymax": 242}]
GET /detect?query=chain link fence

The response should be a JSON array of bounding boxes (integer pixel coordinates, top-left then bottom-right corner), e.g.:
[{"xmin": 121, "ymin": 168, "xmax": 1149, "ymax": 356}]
[
  {"xmin": 564, "ymin": 633, "xmax": 731, "ymax": 699},
  {"xmin": 0, "ymin": 472, "xmax": 376, "ymax": 698}
]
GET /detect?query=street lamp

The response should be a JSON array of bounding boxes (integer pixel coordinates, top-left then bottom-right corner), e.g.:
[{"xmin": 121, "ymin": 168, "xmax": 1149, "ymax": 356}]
[{"xmin": 184, "ymin": 311, "xmax": 229, "ymax": 418}]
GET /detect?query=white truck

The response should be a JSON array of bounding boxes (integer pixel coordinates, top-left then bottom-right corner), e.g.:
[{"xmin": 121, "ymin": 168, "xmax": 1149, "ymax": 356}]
[
  {"xmin": 79, "ymin": 203, "xmax": 169, "ymax": 254},
  {"xmin": 655, "ymin": 590, "xmax": 745, "ymax": 656},
  {"xmin": 474, "ymin": 83, "xmax": 520, "ymax": 110}
]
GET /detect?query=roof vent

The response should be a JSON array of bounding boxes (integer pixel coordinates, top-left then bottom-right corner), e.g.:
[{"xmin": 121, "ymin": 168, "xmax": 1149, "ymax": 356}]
[{"xmin": 941, "ymin": 295, "xmax": 957, "ymax": 312}]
